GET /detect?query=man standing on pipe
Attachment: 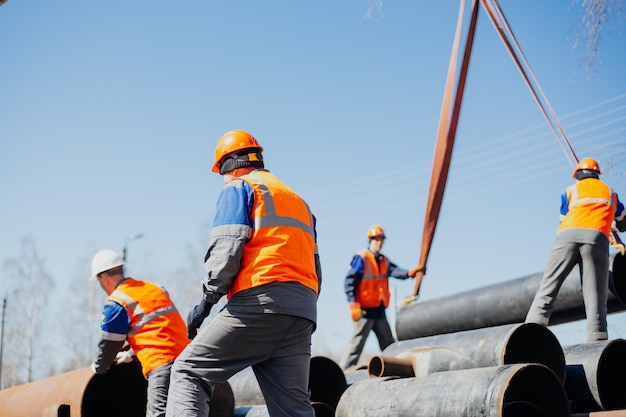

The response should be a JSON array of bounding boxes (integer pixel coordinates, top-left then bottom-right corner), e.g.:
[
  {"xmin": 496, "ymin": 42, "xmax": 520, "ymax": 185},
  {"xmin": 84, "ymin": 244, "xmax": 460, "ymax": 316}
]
[
  {"xmin": 526, "ymin": 158, "xmax": 626, "ymax": 342},
  {"xmin": 340, "ymin": 225, "xmax": 420, "ymax": 370},
  {"xmin": 89, "ymin": 249, "xmax": 190, "ymax": 417},
  {"xmin": 166, "ymin": 130, "xmax": 321, "ymax": 417}
]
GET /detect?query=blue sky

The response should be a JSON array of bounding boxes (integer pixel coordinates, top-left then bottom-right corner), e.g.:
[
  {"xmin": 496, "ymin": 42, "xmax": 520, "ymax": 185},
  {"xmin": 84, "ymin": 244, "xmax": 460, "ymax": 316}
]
[{"xmin": 1, "ymin": 1, "xmax": 625, "ymax": 363}]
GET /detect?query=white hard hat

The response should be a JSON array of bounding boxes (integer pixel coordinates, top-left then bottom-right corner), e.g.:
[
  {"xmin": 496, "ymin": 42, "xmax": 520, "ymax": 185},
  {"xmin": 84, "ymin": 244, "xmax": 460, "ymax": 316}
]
[{"xmin": 90, "ymin": 249, "xmax": 124, "ymax": 281}]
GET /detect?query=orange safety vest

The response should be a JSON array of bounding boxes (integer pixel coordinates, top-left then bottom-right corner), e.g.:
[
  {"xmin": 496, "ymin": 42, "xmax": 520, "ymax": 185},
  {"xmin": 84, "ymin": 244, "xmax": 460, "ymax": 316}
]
[
  {"xmin": 355, "ymin": 249, "xmax": 390, "ymax": 308},
  {"xmin": 227, "ymin": 170, "xmax": 319, "ymax": 298},
  {"xmin": 108, "ymin": 279, "xmax": 189, "ymax": 378},
  {"xmin": 557, "ymin": 178, "xmax": 617, "ymax": 240}
]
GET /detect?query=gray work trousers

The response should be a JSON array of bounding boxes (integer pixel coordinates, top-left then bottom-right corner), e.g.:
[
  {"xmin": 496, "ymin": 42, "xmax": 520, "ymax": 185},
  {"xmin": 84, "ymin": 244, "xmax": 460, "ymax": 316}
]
[
  {"xmin": 525, "ymin": 236, "xmax": 609, "ymax": 342},
  {"xmin": 165, "ymin": 308, "xmax": 315, "ymax": 417},
  {"xmin": 146, "ymin": 361, "xmax": 173, "ymax": 417},
  {"xmin": 339, "ymin": 316, "xmax": 395, "ymax": 370}
]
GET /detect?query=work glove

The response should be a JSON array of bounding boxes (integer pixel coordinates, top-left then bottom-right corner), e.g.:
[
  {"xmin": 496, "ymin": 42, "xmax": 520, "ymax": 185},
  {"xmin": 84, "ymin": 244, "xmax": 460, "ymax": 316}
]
[
  {"xmin": 187, "ymin": 298, "xmax": 213, "ymax": 340},
  {"xmin": 408, "ymin": 266, "xmax": 425, "ymax": 278},
  {"xmin": 115, "ymin": 349, "xmax": 135, "ymax": 365},
  {"xmin": 610, "ymin": 237, "xmax": 626, "ymax": 256},
  {"xmin": 349, "ymin": 301, "xmax": 363, "ymax": 322}
]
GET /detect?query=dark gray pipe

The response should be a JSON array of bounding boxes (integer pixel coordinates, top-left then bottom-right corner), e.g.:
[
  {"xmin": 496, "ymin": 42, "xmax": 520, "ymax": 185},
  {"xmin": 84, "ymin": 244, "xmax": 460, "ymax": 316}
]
[
  {"xmin": 234, "ymin": 403, "xmax": 334, "ymax": 417},
  {"xmin": 396, "ymin": 252, "xmax": 626, "ymax": 340},
  {"xmin": 563, "ymin": 339, "xmax": 626, "ymax": 413},
  {"xmin": 228, "ymin": 356, "xmax": 347, "ymax": 410},
  {"xmin": 335, "ymin": 363, "xmax": 569, "ymax": 417},
  {"xmin": 383, "ymin": 322, "xmax": 566, "ymax": 381}
]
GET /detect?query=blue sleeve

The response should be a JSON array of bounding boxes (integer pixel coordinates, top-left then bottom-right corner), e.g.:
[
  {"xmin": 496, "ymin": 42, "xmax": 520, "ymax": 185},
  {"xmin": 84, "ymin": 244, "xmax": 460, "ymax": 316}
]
[
  {"xmin": 211, "ymin": 180, "xmax": 255, "ymax": 230},
  {"xmin": 560, "ymin": 191, "xmax": 569, "ymax": 216},
  {"xmin": 101, "ymin": 301, "xmax": 130, "ymax": 337},
  {"xmin": 388, "ymin": 260, "xmax": 410, "ymax": 279},
  {"xmin": 344, "ymin": 254, "xmax": 364, "ymax": 302}
]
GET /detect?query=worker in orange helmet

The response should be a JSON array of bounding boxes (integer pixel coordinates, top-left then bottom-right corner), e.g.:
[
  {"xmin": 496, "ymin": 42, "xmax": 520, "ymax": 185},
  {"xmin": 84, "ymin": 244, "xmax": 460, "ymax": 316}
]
[
  {"xmin": 526, "ymin": 158, "xmax": 626, "ymax": 342},
  {"xmin": 166, "ymin": 130, "xmax": 321, "ymax": 417},
  {"xmin": 339, "ymin": 224, "xmax": 421, "ymax": 370}
]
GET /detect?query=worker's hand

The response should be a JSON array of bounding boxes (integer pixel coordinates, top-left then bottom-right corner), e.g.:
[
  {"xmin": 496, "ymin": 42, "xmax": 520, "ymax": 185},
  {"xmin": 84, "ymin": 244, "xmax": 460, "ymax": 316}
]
[
  {"xmin": 610, "ymin": 238, "xmax": 626, "ymax": 256},
  {"xmin": 408, "ymin": 266, "xmax": 425, "ymax": 278},
  {"xmin": 187, "ymin": 298, "xmax": 213, "ymax": 340},
  {"xmin": 115, "ymin": 350, "xmax": 135, "ymax": 365},
  {"xmin": 349, "ymin": 301, "xmax": 362, "ymax": 321}
]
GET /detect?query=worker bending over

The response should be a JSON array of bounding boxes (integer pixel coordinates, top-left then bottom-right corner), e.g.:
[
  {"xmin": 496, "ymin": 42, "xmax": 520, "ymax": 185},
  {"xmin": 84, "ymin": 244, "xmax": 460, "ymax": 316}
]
[{"xmin": 90, "ymin": 249, "xmax": 189, "ymax": 417}]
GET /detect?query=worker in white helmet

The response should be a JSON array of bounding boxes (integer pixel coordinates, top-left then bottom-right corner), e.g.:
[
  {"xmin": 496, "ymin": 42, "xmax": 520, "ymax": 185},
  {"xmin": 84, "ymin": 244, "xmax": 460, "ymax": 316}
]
[{"xmin": 90, "ymin": 249, "xmax": 189, "ymax": 417}]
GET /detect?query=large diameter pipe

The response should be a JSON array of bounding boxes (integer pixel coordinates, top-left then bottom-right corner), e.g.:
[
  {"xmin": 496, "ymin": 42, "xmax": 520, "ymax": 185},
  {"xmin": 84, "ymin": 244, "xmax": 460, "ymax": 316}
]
[
  {"xmin": 0, "ymin": 361, "xmax": 233, "ymax": 417},
  {"xmin": 382, "ymin": 322, "xmax": 566, "ymax": 381},
  {"xmin": 228, "ymin": 356, "xmax": 347, "ymax": 409},
  {"xmin": 234, "ymin": 403, "xmax": 334, "ymax": 417},
  {"xmin": 396, "ymin": 252, "xmax": 626, "ymax": 340},
  {"xmin": 335, "ymin": 363, "xmax": 569, "ymax": 417},
  {"xmin": 563, "ymin": 339, "xmax": 626, "ymax": 413}
]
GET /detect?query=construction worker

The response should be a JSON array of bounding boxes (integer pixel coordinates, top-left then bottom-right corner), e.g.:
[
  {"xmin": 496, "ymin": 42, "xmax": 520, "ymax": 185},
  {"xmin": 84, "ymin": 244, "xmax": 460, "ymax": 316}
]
[
  {"xmin": 525, "ymin": 158, "xmax": 626, "ymax": 342},
  {"xmin": 340, "ymin": 225, "xmax": 420, "ymax": 370},
  {"xmin": 89, "ymin": 249, "xmax": 189, "ymax": 417},
  {"xmin": 165, "ymin": 130, "xmax": 321, "ymax": 417}
]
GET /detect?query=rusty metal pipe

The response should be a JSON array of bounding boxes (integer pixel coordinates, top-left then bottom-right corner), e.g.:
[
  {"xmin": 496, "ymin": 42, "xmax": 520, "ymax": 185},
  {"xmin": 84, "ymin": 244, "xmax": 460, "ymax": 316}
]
[
  {"xmin": 368, "ymin": 355, "xmax": 414, "ymax": 378},
  {"xmin": 563, "ymin": 339, "xmax": 626, "ymax": 413},
  {"xmin": 0, "ymin": 361, "xmax": 234, "ymax": 417},
  {"xmin": 397, "ymin": 252, "xmax": 626, "ymax": 340},
  {"xmin": 383, "ymin": 322, "xmax": 566, "ymax": 381},
  {"xmin": 335, "ymin": 363, "xmax": 569, "ymax": 417}
]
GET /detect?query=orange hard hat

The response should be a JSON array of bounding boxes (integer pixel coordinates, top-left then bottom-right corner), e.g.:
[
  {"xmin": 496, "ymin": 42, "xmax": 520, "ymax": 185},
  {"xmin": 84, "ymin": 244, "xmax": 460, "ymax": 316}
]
[
  {"xmin": 572, "ymin": 157, "xmax": 601, "ymax": 178},
  {"xmin": 367, "ymin": 224, "xmax": 386, "ymax": 239},
  {"xmin": 212, "ymin": 130, "xmax": 264, "ymax": 173}
]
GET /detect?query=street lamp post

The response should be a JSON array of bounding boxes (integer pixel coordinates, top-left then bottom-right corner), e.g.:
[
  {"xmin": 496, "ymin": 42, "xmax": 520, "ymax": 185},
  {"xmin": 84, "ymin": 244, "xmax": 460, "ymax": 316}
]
[{"xmin": 122, "ymin": 233, "xmax": 144, "ymax": 262}]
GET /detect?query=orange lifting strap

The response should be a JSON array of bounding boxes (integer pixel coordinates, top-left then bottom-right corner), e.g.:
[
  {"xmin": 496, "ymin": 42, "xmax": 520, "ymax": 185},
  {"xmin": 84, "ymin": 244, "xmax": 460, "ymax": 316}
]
[{"xmin": 405, "ymin": 0, "xmax": 616, "ymax": 305}]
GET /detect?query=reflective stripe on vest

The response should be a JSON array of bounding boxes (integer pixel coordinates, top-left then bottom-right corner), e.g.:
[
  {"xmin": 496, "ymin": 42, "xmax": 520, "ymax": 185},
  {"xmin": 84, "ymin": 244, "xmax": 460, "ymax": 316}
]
[
  {"xmin": 355, "ymin": 249, "xmax": 390, "ymax": 308},
  {"xmin": 557, "ymin": 179, "xmax": 616, "ymax": 239},
  {"xmin": 108, "ymin": 279, "xmax": 189, "ymax": 377},
  {"xmin": 227, "ymin": 170, "xmax": 319, "ymax": 298}
]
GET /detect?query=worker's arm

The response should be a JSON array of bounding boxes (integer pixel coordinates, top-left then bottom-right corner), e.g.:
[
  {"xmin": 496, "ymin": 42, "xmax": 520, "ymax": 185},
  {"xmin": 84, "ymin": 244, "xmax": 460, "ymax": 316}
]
[
  {"xmin": 345, "ymin": 255, "xmax": 364, "ymax": 321},
  {"xmin": 91, "ymin": 301, "xmax": 128, "ymax": 374},
  {"xmin": 202, "ymin": 179, "xmax": 253, "ymax": 304},
  {"xmin": 345, "ymin": 255, "xmax": 364, "ymax": 303},
  {"xmin": 388, "ymin": 261, "xmax": 412, "ymax": 280},
  {"xmin": 615, "ymin": 194, "xmax": 626, "ymax": 232},
  {"xmin": 312, "ymin": 214, "xmax": 322, "ymax": 296}
]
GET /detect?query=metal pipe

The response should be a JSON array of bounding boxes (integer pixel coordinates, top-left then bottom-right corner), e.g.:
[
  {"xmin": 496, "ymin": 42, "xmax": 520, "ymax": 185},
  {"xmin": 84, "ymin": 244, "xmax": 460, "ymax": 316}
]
[
  {"xmin": 396, "ymin": 252, "xmax": 626, "ymax": 340},
  {"xmin": 563, "ymin": 339, "xmax": 626, "ymax": 413},
  {"xmin": 234, "ymin": 403, "xmax": 334, "ymax": 417},
  {"xmin": 367, "ymin": 355, "xmax": 415, "ymax": 378},
  {"xmin": 368, "ymin": 355, "xmax": 414, "ymax": 378},
  {"xmin": 335, "ymin": 363, "xmax": 569, "ymax": 417},
  {"xmin": 228, "ymin": 356, "xmax": 347, "ymax": 409},
  {"xmin": 0, "ymin": 361, "xmax": 234, "ymax": 417},
  {"xmin": 383, "ymin": 322, "xmax": 566, "ymax": 381}
]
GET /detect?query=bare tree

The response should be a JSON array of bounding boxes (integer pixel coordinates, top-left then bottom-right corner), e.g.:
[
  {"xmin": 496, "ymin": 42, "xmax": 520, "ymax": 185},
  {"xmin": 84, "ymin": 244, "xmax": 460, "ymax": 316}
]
[
  {"xmin": 568, "ymin": 0, "xmax": 623, "ymax": 79},
  {"xmin": 1, "ymin": 237, "xmax": 55, "ymax": 387}
]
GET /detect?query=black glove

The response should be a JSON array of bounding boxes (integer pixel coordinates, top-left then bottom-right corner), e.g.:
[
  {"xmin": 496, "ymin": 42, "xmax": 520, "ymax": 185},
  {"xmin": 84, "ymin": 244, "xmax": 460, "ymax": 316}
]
[{"xmin": 187, "ymin": 298, "xmax": 213, "ymax": 340}]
